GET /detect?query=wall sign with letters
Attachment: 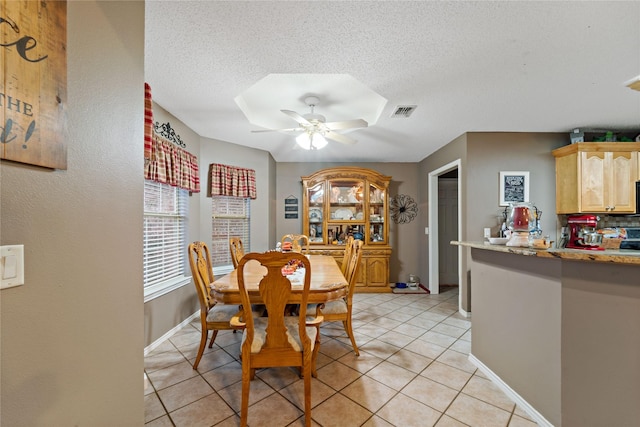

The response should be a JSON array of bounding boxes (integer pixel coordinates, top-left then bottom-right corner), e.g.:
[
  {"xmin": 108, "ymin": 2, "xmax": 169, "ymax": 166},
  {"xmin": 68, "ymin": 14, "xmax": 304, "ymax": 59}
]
[
  {"xmin": 1, "ymin": 0, "xmax": 67, "ymax": 169},
  {"xmin": 284, "ymin": 195, "xmax": 298, "ymax": 219}
]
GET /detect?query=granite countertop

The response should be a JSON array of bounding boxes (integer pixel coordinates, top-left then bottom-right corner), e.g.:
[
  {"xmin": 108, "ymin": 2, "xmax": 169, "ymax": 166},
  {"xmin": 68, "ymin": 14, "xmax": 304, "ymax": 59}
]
[{"xmin": 452, "ymin": 241, "xmax": 640, "ymax": 266}]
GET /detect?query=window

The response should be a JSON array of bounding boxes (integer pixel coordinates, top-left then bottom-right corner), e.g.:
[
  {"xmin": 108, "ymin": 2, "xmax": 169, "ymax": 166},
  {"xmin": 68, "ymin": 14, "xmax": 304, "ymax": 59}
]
[
  {"xmin": 212, "ymin": 196, "xmax": 250, "ymax": 273},
  {"xmin": 143, "ymin": 180, "xmax": 189, "ymax": 301}
]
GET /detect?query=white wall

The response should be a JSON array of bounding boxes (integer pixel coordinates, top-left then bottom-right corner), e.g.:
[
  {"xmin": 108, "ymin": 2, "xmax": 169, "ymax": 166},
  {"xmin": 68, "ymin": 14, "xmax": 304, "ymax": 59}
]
[{"xmin": 1, "ymin": 2, "xmax": 144, "ymax": 424}]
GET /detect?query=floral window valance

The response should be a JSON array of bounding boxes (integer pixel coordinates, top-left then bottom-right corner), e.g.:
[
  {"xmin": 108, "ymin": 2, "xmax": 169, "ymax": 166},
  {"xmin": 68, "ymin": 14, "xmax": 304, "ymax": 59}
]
[
  {"xmin": 208, "ymin": 163, "xmax": 257, "ymax": 199},
  {"xmin": 144, "ymin": 83, "xmax": 200, "ymax": 193}
]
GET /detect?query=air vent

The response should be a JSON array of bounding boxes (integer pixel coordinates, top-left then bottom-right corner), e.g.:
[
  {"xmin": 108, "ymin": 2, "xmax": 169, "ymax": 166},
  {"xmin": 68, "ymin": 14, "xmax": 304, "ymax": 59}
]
[{"xmin": 391, "ymin": 105, "xmax": 417, "ymax": 118}]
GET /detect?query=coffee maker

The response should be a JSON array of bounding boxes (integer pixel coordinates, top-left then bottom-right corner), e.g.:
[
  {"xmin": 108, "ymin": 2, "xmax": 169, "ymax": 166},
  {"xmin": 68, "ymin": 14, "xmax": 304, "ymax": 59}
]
[{"xmin": 566, "ymin": 215, "xmax": 604, "ymax": 250}]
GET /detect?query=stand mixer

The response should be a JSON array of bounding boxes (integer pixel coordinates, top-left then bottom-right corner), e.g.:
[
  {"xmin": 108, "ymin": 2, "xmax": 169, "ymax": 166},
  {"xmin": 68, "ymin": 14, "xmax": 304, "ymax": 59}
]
[{"xmin": 566, "ymin": 215, "xmax": 604, "ymax": 250}]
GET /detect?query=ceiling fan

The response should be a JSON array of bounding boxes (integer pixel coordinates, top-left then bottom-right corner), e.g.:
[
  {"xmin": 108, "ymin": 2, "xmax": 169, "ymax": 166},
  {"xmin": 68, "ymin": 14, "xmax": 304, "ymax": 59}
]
[{"xmin": 251, "ymin": 95, "xmax": 368, "ymax": 149}]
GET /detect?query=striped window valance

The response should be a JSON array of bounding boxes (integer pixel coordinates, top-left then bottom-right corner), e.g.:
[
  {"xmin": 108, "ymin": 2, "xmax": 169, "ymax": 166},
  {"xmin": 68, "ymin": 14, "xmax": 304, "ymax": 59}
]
[
  {"xmin": 208, "ymin": 163, "xmax": 257, "ymax": 199},
  {"xmin": 144, "ymin": 82, "xmax": 200, "ymax": 193},
  {"xmin": 145, "ymin": 135, "xmax": 200, "ymax": 193}
]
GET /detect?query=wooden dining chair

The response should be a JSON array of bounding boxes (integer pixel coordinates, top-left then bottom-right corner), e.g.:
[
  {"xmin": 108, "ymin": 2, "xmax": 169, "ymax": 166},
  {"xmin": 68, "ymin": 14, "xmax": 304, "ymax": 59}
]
[
  {"xmin": 187, "ymin": 241, "xmax": 243, "ymax": 370},
  {"xmin": 229, "ymin": 237, "xmax": 245, "ymax": 269},
  {"xmin": 314, "ymin": 239, "xmax": 363, "ymax": 356},
  {"xmin": 340, "ymin": 235, "xmax": 355, "ymax": 275},
  {"xmin": 230, "ymin": 251, "xmax": 323, "ymax": 427},
  {"xmin": 281, "ymin": 234, "xmax": 310, "ymax": 254}
]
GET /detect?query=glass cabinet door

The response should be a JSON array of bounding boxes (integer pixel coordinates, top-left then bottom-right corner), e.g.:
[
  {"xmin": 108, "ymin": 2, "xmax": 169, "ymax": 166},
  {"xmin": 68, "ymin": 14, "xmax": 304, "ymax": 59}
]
[
  {"xmin": 307, "ymin": 182, "xmax": 324, "ymax": 243},
  {"xmin": 368, "ymin": 183, "xmax": 385, "ymax": 243},
  {"xmin": 327, "ymin": 179, "xmax": 364, "ymax": 245}
]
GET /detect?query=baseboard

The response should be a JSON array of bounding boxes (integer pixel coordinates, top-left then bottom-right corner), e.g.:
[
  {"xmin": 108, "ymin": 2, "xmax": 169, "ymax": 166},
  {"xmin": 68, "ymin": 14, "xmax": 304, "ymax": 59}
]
[
  {"xmin": 468, "ymin": 353, "xmax": 554, "ymax": 427},
  {"xmin": 144, "ymin": 311, "xmax": 200, "ymax": 356}
]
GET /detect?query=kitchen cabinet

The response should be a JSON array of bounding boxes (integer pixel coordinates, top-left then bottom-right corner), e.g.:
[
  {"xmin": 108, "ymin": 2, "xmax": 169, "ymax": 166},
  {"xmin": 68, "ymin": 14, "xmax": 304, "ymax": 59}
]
[
  {"xmin": 553, "ymin": 143, "xmax": 640, "ymax": 214},
  {"xmin": 302, "ymin": 167, "xmax": 392, "ymax": 291}
]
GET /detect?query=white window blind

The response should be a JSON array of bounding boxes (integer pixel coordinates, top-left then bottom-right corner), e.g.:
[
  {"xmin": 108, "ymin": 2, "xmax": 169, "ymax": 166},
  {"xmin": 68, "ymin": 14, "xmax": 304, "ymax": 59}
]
[
  {"xmin": 212, "ymin": 196, "xmax": 250, "ymax": 268},
  {"xmin": 144, "ymin": 180, "xmax": 189, "ymax": 299}
]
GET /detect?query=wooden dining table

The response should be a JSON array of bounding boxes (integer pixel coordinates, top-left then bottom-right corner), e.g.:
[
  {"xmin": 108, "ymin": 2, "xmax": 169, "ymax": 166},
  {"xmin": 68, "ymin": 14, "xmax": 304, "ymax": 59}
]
[{"xmin": 210, "ymin": 254, "xmax": 348, "ymax": 304}]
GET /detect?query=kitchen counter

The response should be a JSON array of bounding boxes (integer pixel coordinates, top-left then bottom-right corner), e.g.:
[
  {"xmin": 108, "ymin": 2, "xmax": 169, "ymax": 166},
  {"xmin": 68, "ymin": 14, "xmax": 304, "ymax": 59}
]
[
  {"xmin": 452, "ymin": 240, "xmax": 640, "ymax": 265},
  {"xmin": 455, "ymin": 240, "xmax": 640, "ymax": 426}
]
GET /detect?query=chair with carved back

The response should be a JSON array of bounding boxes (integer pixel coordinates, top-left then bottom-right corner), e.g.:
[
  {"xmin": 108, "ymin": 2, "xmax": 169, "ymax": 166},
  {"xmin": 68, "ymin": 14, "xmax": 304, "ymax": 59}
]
[
  {"xmin": 340, "ymin": 235, "xmax": 355, "ymax": 275},
  {"xmin": 187, "ymin": 241, "xmax": 242, "ymax": 370},
  {"xmin": 229, "ymin": 237, "xmax": 245, "ymax": 269},
  {"xmin": 314, "ymin": 238, "xmax": 363, "ymax": 356},
  {"xmin": 230, "ymin": 251, "xmax": 323, "ymax": 427},
  {"xmin": 280, "ymin": 234, "xmax": 310, "ymax": 254}
]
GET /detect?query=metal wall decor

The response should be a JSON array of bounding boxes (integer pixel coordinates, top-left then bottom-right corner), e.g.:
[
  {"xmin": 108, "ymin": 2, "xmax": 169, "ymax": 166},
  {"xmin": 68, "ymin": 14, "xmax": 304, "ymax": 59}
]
[
  {"xmin": 154, "ymin": 121, "xmax": 185, "ymax": 147},
  {"xmin": 390, "ymin": 194, "xmax": 418, "ymax": 224}
]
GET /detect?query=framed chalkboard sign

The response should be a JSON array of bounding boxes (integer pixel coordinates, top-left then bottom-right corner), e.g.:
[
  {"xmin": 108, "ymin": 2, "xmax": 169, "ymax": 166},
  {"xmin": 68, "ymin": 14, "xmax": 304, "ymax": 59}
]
[
  {"xmin": 499, "ymin": 171, "xmax": 529, "ymax": 206},
  {"xmin": 284, "ymin": 195, "xmax": 298, "ymax": 219}
]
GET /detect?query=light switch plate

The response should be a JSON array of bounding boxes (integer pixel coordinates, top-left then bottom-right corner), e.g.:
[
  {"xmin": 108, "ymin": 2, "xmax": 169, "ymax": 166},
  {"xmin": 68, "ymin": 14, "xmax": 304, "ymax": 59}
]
[{"xmin": 1, "ymin": 245, "xmax": 24, "ymax": 289}]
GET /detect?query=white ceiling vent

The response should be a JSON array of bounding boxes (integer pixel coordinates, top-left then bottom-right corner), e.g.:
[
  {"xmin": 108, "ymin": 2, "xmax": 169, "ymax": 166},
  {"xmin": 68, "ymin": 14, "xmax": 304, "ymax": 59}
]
[{"xmin": 391, "ymin": 105, "xmax": 417, "ymax": 118}]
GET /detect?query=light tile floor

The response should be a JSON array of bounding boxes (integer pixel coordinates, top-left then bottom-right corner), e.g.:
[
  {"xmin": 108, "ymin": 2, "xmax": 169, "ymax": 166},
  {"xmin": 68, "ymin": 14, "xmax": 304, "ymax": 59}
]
[{"xmin": 144, "ymin": 287, "xmax": 539, "ymax": 426}]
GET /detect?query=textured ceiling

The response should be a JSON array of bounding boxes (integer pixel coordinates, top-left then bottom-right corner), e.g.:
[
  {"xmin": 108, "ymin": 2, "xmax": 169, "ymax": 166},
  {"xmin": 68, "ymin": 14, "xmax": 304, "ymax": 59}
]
[{"xmin": 145, "ymin": 1, "xmax": 640, "ymax": 163}]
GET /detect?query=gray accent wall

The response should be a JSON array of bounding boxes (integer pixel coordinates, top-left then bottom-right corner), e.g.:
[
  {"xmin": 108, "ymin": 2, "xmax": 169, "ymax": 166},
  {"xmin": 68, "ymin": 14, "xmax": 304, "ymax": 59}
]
[
  {"xmin": 1, "ymin": 2, "xmax": 145, "ymax": 424},
  {"xmin": 144, "ymin": 104, "xmax": 201, "ymax": 346},
  {"xmin": 419, "ymin": 134, "xmax": 468, "ymax": 307},
  {"xmin": 470, "ymin": 248, "xmax": 640, "ymax": 426},
  {"xmin": 144, "ymin": 104, "xmax": 276, "ymax": 347},
  {"xmin": 275, "ymin": 162, "xmax": 420, "ymax": 284},
  {"xmin": 419, "ymin": 132, "xmax": 566, "ymax": 312}
]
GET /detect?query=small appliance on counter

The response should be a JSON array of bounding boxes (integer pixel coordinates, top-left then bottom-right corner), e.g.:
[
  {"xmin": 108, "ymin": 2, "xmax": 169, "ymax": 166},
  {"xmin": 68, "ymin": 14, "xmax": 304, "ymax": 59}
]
[
  {"xmin": 506, "ymin": 202, "xmax": 536, "ymax": 247},
  {"xmin": 566, "ymin": 215, "xmax": 604, "ymax": 250},
  {"xmin": 620, "ymin": 228, "xmax": 640, "ymax": 250}
]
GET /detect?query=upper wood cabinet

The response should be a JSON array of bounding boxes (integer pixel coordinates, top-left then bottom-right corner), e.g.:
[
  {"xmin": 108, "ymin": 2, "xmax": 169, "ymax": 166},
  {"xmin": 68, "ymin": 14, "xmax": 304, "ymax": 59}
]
[
  {"xmin": 553, "ymin": 143, "xmax": 639, "ymax": 214},
  {"xmin": 301, "ymin": 167, "xmax": 392, "ymax": 291}
]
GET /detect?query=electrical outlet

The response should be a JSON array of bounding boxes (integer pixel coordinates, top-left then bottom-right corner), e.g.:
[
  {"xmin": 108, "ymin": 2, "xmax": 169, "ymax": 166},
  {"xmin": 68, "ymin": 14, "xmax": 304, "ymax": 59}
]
[{"xmin": 483, "ymin": 228, "xmax": 491, "ymax": 238}]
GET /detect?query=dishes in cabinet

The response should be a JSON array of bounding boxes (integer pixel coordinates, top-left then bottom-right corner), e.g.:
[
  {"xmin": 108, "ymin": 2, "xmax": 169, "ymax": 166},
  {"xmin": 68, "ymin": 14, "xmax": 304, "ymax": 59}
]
[
  {"xmin": 334, "ymin": 208, "xmax": 353, "ymax": 220},
  {"xmin": 309, "ymin": 208, "xmax": 322, "ymax": 222},
  {"xmin": 355, "ymin": 212, "xmax": 364, "ymax": 220},
  {"xmin": 309, "ymin": 191, "xmax": 323, "ymax": 203}
]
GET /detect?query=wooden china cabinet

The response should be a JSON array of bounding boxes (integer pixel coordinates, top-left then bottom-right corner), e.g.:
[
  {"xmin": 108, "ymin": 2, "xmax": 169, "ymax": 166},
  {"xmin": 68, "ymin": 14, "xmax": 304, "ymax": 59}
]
[{"xmin": 302, "ymin": 167, "xmax": 392, "ymax": 292}]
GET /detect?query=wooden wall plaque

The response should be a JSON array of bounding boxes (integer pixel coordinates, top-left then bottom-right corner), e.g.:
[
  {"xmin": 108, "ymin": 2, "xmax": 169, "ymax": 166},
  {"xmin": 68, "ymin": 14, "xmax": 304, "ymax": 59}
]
[{"xmin": 1, "ymin": 0, "xmax": 67, "ymax": 169}]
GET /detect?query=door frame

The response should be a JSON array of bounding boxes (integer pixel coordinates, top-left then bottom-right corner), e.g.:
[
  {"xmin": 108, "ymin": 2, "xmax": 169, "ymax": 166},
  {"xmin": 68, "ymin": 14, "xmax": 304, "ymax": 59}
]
[{"xmin": 428, "ymin": 159, "xmax": 462, "ymax": 312}]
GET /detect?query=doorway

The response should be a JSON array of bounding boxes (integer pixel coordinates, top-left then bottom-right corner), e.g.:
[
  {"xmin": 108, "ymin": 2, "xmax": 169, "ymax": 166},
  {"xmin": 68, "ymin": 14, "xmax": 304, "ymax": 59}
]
[
  {"xmin": 438, "ymin": 175, "xmax": 459, "ymax": 286},
  {"xmin": 427, "ymin": 159, "xmax": 463, "ymax": 313}
]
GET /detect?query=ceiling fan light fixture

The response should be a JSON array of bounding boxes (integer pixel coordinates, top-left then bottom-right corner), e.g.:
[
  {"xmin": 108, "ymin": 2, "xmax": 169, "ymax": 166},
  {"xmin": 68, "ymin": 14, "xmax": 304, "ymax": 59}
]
[
  {"xmin": 624, "ymin": 75, "xmax": 640, "ymax": 91},
  {"xmin": 296, "ymin": 132, "xmax": 328, "ymax": 150}
]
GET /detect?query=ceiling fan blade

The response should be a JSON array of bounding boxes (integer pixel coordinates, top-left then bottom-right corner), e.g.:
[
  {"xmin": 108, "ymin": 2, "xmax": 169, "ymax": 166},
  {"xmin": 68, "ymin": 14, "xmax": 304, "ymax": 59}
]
[
  {"xmin": 324, "ymin": 119, "xmax": 368, "ymax": 130},
  {"xmin": 281, "ymin": 109, "xmax": 311, "ymax": 126},
  {"xmin": 251, "ymin": 127, "xmax": 304, "ymax": 133},
  {"xmin": 324, "ymin": 130, "xmax": 358, "ymax": 145}
]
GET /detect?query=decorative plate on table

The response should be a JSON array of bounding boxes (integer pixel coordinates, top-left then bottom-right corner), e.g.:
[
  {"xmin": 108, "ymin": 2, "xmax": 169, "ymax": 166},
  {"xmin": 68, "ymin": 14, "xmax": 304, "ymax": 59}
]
[
  {"xmin": 334, "ymin": 208, "xmax": 353, "ymax": 220},
  {"xmin": 309, "ymin": 208, "xmax": 322, "ymax": 222}
]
